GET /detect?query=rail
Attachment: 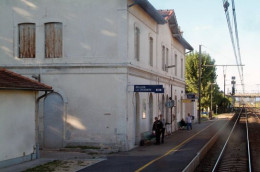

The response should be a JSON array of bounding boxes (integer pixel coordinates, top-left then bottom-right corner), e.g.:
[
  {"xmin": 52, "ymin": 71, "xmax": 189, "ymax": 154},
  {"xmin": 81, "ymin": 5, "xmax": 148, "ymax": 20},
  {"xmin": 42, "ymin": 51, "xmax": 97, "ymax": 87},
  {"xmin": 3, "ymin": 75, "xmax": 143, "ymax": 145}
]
[
  {"xmin": 245, "ymin": 109, "xmax": 252, "ymax": 172},
  {"xmin": 211, "ymin": 108, "xmax": 242, "ymax": 172}
]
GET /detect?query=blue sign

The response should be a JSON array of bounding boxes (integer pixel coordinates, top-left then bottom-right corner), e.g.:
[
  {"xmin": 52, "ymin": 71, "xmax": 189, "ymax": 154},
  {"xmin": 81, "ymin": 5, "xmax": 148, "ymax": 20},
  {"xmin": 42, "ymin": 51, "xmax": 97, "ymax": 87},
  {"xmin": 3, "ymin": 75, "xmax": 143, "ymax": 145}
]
[
  {"xmin": 134, "ymin": 85, "xmax": 164, "ymax": 93},
  {"xmin": 187, "ymin": 93, "xmax": 196, "ymax": 99}
]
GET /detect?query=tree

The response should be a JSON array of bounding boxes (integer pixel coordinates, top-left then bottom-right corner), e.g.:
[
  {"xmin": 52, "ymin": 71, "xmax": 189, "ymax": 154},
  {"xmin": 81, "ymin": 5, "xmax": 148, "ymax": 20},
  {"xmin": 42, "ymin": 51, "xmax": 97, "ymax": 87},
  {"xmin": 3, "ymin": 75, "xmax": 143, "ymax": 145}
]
[
  {"xmin": 185, "ymin": 52, "xmax": 217, "ymax": 111},
  {"xmin": 186, "ymin": 52, "xmax": 232, "ymax": 113}
]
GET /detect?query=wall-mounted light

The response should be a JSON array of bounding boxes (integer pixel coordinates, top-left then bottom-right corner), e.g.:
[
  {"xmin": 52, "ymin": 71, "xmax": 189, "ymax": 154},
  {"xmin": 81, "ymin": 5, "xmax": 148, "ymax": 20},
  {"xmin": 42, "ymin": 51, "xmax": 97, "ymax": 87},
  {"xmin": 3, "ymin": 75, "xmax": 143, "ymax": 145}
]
[
  {"xmin": 165, "ymin": 65, "xmax": 176, "ymax": 68},
  {"xmin": 32, "ymin": 74, "xmax": 41, "ymax": 82}
]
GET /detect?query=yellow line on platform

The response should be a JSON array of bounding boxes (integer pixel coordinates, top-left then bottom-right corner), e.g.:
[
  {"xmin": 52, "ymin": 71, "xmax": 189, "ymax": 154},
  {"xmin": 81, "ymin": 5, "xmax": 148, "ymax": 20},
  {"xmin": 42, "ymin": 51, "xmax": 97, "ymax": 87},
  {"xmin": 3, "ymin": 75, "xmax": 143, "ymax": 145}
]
[{"xmin": 135, "ymin": 121, "xmax": 217, "ymax": 172}]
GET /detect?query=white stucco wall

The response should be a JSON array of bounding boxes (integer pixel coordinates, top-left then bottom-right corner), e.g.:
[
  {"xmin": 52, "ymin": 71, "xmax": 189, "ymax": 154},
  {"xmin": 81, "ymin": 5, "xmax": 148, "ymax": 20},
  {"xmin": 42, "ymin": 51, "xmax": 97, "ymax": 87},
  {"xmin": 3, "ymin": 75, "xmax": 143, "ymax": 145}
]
[
  {"xmin": 34, "ymin": 68, "xmax": 128, "ymax": 148},
  {"xmin": 0, "ymin": 0, "xmax": 127, "ymax": 65},
  {"xmin": 0, "ymin": 0, "xmax": 193, "ymax": 151},
  {"xmin": 0, "ymin": 90, "xmax": 36, "ymax": 162}
]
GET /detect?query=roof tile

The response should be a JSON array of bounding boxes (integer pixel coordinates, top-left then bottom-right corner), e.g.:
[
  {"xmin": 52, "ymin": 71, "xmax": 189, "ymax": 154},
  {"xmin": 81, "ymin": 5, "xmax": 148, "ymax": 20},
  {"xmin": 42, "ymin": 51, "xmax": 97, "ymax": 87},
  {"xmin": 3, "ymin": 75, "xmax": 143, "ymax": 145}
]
[{"xmin": 0, "ymin": 68, "xmax": 52, "ymax": 91}]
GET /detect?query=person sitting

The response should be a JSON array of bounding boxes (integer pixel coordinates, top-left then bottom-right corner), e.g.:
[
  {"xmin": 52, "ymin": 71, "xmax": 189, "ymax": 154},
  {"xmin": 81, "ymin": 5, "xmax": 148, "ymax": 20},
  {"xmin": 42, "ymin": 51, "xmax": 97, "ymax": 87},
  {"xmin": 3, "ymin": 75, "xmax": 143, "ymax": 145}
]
[{"xmin": 179, "ymin": 118, "xmax": 187, "ymax": 129}]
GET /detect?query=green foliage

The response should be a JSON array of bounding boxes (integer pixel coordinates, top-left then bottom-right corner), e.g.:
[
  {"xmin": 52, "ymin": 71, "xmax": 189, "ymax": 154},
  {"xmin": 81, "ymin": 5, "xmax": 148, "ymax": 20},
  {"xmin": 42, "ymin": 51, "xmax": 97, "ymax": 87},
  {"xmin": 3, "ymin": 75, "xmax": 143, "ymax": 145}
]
[
  {"xmin": 185, "ymin": 52, "xmax": 216, "ymax": 92},
  {"xmin": 185, "ymin": 52, "xmax": 231, "ymax": 112}
]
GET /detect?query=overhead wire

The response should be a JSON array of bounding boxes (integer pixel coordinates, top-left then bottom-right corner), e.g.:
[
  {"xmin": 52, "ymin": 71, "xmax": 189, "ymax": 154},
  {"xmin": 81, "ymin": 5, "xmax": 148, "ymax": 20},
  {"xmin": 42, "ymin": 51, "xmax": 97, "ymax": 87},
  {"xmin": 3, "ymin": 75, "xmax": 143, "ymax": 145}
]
[
  {"xmin": 223, "ymin": 0, "xmax": 242, "ymax": 82},
  {"xmin": 222, "ymin": 0, "xmax": 244, "ymax": 93},
  {"xmin": 231, "ymin": 0, "xmax": 244, "ymax": 91}
]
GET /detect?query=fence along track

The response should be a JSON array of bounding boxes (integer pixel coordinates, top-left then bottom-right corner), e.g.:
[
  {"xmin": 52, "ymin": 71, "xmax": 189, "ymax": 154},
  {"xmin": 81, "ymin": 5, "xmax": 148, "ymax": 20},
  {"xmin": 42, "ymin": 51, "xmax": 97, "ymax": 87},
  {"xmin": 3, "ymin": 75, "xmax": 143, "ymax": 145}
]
[{"xmin": 212, "ymin": 108, "xmax": 251, "ymax": 172}]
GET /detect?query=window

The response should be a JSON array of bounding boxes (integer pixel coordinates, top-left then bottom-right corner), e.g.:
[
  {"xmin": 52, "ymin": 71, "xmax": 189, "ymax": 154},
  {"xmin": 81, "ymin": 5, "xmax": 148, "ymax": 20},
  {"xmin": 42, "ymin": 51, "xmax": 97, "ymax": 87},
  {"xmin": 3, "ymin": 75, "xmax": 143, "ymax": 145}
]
[
  {"xmin": 175, "ymin": 54, "xmax": 178, "ymax": 76},
  {"xmin": 166, "ymin": 48, "xmax": 169, "ymax": 72},
  {"xmin": 45, "ymin": 22, "xmax": 62, "ymax": 58},
  {"xmin": 149, "ymin": 37, "xmax": 153, "ymax": 66},
  {"xmin": 142, "ymin": 99, "xmax": 146, "ymax": 119},
  {"xmin": 18, "ymin": 23, "xmax": 35, "ymax": 58},
  {"xmin": 181, "ymin": 58, "xmax": 184, "ymax": 78},
  {"xmin": 162, "ymin": 46, "xmax": 165, "ymax": 71},
  {"xmin": 134, "ymin": 27, "xmax": 140, "ymax": 61}
]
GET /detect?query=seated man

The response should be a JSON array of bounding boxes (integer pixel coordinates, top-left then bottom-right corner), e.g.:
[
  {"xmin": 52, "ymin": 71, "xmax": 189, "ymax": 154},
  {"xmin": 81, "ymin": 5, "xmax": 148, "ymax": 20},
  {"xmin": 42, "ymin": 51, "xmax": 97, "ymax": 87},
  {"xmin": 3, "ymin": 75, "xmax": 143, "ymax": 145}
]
[{"xmin": 179, "ymin": 118, "xmax": 187, "ymax": 129}]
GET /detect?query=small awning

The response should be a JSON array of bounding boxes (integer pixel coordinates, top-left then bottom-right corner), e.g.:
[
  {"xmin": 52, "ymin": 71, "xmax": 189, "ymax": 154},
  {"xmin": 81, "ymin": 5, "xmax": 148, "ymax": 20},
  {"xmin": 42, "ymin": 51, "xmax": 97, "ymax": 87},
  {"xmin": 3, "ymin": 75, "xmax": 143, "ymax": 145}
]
[{"xmin": 0, "ymin": 68, "xmax": 52, "ymax": 91}]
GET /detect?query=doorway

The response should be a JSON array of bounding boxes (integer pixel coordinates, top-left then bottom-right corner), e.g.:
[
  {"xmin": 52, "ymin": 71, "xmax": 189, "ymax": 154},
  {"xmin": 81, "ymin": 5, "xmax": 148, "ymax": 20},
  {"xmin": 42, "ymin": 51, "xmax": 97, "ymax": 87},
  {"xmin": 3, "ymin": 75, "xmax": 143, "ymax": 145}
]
[{"xmin": 43, "ymin": 92, "xmax": 64, "ymax": 149}]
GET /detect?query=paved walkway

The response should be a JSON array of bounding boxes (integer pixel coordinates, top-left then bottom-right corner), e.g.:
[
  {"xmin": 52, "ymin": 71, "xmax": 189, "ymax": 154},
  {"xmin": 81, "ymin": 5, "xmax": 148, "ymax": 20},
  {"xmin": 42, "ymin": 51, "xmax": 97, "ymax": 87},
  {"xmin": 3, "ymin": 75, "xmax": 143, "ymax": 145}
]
[
  {"xmin": 80, "ymin": 116, "xmax": 232, "ymax": 172},
  {"xmin": 1, "ymin": 114, "xmax": 233, "ymax": 172}
]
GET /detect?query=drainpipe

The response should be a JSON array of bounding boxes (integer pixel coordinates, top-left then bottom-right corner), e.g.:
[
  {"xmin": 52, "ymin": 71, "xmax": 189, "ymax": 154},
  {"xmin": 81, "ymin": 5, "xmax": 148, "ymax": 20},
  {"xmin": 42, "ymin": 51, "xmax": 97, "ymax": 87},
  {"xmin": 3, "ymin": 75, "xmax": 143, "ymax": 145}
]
[{"xmin": 35, "ymin": 90, "xmax": 53, "ymax": 159}]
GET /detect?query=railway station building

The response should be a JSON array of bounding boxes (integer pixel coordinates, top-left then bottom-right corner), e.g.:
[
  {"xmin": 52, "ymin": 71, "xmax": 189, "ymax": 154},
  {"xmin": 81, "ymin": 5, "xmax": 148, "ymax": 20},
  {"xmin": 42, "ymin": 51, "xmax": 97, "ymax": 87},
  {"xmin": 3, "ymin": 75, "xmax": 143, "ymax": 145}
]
[{"xmin": 0, "ymin": 0, "xmax": 194, "ymax": 151}]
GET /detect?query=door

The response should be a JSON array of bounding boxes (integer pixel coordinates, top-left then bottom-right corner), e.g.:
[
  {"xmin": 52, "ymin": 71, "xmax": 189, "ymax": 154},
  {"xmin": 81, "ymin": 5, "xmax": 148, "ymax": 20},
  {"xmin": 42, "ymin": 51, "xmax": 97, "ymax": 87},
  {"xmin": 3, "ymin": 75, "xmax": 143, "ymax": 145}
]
[
  {"xmin": 44, "ymin": 92, "xmax": 64, "ymax": 149},
  {"xmin": 135, "ymin": 93, "xmax": 140, "ymax": 145},
  {"xmin": 149, "ymin": 94, "xmax": 153, "ymax": 131}
]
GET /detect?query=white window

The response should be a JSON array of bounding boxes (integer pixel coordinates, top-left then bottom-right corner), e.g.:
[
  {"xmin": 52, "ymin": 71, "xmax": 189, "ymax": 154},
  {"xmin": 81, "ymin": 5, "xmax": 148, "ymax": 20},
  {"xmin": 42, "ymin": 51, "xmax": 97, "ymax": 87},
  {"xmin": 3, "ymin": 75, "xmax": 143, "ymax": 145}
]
[
  {"xmin": 45, "ymin": 22, "xmax": 62, "ymax": 58},
  {"xmin": 149, "ymin": 37, "xmax": 153, "ymax": 66},
  {"xmin": 18, "ymin": 23, "xmax": 36, "ymax": 58},
  {"xmin": 134, "ymin": 27, "xmax": 140, "ymax": 61}
]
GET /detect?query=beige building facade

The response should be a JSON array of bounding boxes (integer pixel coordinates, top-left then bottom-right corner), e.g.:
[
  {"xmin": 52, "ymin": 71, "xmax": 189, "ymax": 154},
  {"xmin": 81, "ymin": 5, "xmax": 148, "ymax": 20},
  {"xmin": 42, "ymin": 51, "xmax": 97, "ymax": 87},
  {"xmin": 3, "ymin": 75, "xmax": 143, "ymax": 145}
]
[{"xmin": 0, "ymin": 0, "xmax": 194, "ymax": 151}]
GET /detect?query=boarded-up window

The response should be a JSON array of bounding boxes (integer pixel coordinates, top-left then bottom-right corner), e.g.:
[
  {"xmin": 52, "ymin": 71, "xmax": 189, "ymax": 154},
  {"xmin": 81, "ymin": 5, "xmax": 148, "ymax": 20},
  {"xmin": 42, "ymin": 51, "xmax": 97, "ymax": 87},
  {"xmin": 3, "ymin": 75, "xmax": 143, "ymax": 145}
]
[
  {"xmin": 166, "ymin": 48, "xmax": 169, "ymax": 72},
  {"xmin": 175, "ymin": 54, "xmax": 178, "ymax": 76},
  {"xmin": 19, "ymin": 23, "xmax": 35, "ymax": 58},
  {"xmin": 45, "ymin": 22, "xmax": 62, "ymax": 58},
  {"xmin": 149, "ymin": 37, "xmax": 153, "ymax": 66},
  {"xmin": 134, "ymin": 27, "xmax": 140, "ymax": 61},
  {"xmin": 162, "ymin": 46, "xmax": 165, "ymax": 71},
  {"xmin": 181, "ymin": 58, "xmax": 184, "ymax": 78}
]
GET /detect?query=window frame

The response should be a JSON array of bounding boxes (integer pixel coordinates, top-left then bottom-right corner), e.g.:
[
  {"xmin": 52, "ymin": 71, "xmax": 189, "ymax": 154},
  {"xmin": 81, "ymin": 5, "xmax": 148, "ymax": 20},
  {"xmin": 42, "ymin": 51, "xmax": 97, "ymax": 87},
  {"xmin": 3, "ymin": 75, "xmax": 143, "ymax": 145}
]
[
  {"xmin": 181, "ymin": 58, "xmax": 184, "ymax": 78},
  {"xmin": 175, "ymin": 54, "xmax": 178, "ymax": 76},
  {"xmin": 162, "ymin": 45, "xmax": 165, "ymax": 71},
  {"xmin": 149, "ymin": 37, "xmax": 153, "ymax": 66},
  {"xmin": 18, "ymin": 23, "xmax": 36, "ymax": 58},
  {"xmin": 134, "ymin": 26, "xmax": 140, "ymax": 61},
  {"xmin": 166, "ymin": 48, "xmax": 169, "ymax": 72},
  {"xmin": 45, "ymin": 22, "xmax": 63, "ymax": 58}
]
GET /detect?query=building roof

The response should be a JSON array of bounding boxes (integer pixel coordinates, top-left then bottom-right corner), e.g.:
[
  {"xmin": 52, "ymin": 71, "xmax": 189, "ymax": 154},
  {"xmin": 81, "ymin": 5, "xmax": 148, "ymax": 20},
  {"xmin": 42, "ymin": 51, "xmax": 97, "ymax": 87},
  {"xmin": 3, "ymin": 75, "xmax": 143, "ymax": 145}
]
[
  {"xmin": 0, "ymin": 68, "xmax": 52, "ymax": 91},
  {"xmin": 132, "ymin": 0, "xmax": 166, "ymax": 24},
  {"xmin": 158, "ymin": 9, "xmax": 174, "ymax": 21},
  {"xmin": 130, "ymin": 2, "xmax": 193, "ymax": 50},
  {"xmin": 158, "ymin": 10, "xmax": 194, "ymax": 51}
]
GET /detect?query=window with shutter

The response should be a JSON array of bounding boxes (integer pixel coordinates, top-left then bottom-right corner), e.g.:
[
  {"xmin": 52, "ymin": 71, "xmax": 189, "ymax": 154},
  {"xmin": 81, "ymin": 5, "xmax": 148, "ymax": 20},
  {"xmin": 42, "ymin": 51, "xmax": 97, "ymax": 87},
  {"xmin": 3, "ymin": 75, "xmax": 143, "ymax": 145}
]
[
  {"xmin": 18, "ymin": 23, "xmax": 35, "ymax": 58},
  {"xmin": 45, "ymin": 22, "xmax": 62, "ymax": 58}
]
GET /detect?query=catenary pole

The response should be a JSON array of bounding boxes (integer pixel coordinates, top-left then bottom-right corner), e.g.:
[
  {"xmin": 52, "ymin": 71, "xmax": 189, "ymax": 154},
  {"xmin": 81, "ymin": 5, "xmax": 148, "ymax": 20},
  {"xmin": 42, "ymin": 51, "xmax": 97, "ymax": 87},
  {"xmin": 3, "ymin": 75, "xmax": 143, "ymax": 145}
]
[{"xmin": 198, "ymin": 45, "xmax": 202, "ymax": 124}]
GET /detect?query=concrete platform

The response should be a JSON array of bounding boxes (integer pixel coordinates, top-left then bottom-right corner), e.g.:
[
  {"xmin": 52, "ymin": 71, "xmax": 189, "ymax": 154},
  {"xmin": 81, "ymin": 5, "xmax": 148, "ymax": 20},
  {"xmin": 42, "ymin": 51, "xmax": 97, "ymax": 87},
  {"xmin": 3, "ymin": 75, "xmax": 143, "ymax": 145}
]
[
  {"xmin": 80, "ymin": 114, "xmax": 233, "ymax": 172},
  {"xmin": 0, "ymin": 114, "xmax": 233, "ymax": 172}
]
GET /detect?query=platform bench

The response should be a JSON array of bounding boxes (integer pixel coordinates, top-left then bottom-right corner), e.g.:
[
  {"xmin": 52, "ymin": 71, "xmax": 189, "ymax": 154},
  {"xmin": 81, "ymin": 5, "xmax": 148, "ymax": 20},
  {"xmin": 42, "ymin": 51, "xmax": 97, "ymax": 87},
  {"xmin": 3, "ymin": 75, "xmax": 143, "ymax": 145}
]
[
  {"xmin": 178, "ymin": 121, "xmax": 187, "ymax": 130},
  {"xmin": 140, "ymin": 131, "xmax": 156, "ymax": 146}
]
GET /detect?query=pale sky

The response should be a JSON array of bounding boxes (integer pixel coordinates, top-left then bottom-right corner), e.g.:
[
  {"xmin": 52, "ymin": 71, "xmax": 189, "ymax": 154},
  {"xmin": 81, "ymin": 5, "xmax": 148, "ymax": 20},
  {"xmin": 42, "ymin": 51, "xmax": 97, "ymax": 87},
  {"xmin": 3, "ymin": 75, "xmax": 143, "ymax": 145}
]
[{"xmin": 149, "ymin": 0, "xmax": 260, "ymax": 94}]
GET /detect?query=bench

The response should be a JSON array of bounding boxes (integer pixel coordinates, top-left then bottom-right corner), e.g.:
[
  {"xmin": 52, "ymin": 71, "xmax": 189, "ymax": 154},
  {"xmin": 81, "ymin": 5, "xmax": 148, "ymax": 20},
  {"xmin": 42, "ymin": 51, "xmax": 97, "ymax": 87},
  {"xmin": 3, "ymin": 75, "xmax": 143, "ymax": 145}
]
[
  {"xmin": 178, "ymin": 121, "xmax": 187, "ymax": 130},
  {"xmin": 140, "ymin": 131, "xmax": 156, "ymax": 146}
]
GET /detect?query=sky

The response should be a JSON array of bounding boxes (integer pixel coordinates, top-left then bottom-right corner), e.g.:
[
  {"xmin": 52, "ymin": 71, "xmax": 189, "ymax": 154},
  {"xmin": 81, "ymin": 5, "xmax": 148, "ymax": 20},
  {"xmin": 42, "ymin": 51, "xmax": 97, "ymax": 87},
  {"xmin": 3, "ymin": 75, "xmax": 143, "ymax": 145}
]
[{"xmin": 149, "ymin": 0, "xmax": 260, "ymax": 94}]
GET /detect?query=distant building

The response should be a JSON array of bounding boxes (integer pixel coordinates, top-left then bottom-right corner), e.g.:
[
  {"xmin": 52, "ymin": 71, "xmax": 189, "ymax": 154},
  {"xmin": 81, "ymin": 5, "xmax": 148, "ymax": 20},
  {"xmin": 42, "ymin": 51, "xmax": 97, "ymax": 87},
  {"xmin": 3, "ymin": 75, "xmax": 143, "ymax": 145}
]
[
  {"xmin": 0, "ymin": 0, "xmax": 193, "ymax": 151},
  {"xmin": 0, "ymin": 68, "xmax": 52, "ymax": 168}
]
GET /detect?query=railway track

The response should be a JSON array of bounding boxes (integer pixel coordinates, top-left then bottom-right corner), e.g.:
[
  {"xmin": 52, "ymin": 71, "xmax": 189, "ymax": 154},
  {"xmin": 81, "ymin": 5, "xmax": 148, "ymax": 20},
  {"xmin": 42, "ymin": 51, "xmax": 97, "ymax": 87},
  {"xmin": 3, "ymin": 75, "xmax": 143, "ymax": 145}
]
[
  {"xmin": 195, "ymin": 107, "xmax": 260, "ymax": 172},
  {"xmin": 247, "ymin": 108, "xmax": 260, "ymax": 172},
  {"xmin": 212, "ymin": 108, "xmax": 248, "ymax": 172}
]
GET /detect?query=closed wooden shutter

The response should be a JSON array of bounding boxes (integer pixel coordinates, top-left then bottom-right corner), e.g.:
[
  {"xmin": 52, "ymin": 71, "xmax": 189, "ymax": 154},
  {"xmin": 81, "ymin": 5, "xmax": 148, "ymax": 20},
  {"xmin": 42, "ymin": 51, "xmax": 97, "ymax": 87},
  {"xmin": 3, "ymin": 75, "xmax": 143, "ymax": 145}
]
[
  {"xmin": 45, "ymin": 23, "xmax": 62, "ymax": 58},
  {"xmin": 135, "ymin": 27, "xmax": 140, "ymax": 61},
  {"xmin": 19, "ymin": 23, "xmax": 35, "ymax": 58}
]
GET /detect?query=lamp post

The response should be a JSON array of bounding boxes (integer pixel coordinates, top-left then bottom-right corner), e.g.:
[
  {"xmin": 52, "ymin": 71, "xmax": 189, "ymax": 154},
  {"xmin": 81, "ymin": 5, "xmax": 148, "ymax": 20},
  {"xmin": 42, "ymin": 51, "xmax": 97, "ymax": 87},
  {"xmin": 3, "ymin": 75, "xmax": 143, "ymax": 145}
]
[
  {"xmin": 198, "ymin": 45, "xmax": 202, "ymax": 124},
  {"xmin": 166, "ymin": 65, "xmax": 176, "ymax": 133}
]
